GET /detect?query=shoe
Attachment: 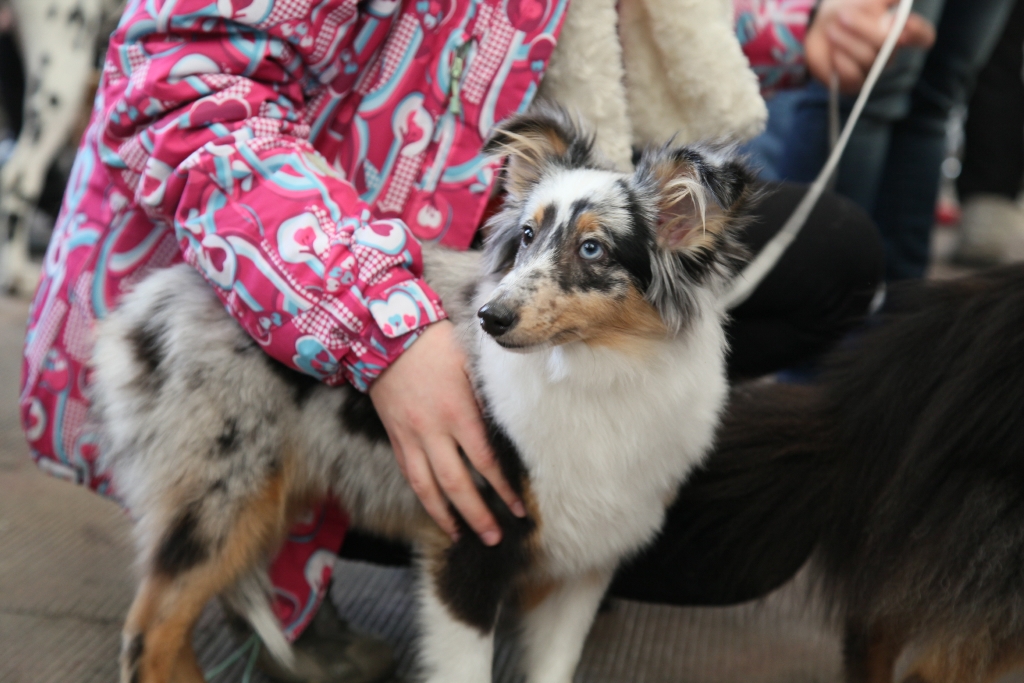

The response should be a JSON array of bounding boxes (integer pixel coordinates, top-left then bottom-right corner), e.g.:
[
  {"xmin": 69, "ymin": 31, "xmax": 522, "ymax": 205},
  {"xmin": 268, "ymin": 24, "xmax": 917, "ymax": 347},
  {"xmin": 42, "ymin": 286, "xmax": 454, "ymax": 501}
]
[
  {"xmin": 952, "ymin": 194, "xmax": 1024, "ymax": 266},
  {"xmin": 223, "ymin": 596, "xmax": 398, "ymax": 683}
]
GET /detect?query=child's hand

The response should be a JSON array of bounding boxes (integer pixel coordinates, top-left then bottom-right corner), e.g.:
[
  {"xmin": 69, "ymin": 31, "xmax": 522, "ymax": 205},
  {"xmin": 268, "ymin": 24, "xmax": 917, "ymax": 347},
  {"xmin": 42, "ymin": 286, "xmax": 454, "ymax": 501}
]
[
  {"xmin": 369, "ymin": 320, "xmax": 527, "ymax": 545},
  {"xmin": 806, "ymin": 0, "xmax": 936, "ymax": 94}
]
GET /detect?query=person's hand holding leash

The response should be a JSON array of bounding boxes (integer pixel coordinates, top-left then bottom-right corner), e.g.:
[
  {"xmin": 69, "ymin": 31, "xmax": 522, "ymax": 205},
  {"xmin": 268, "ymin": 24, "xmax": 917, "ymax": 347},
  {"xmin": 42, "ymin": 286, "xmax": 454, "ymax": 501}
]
[
  {"xmin": 370, "ymin": 320, "xmax": 526, "ymax": 545},
  {"xmin": 806, "ymin": 0, "xmax": 936, "ymax": 94}
]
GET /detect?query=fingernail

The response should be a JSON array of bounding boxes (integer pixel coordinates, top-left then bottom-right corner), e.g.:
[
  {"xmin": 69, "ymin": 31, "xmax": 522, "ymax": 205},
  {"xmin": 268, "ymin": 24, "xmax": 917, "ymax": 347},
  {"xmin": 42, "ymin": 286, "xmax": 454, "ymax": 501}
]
[
  {"xmin": 511, "ymin": 501, "xmax": 527, "ymax": 518},
  {"xmin": 482, "ymin": 530, "xmax": 501, "ymax": 546}
]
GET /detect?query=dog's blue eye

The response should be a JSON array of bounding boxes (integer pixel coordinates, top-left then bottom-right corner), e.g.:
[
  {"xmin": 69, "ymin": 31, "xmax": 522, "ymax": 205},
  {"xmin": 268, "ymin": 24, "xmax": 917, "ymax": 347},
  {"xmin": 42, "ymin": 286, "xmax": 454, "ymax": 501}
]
[
  {"xmin": 522, "ymin": 226, "xmax": 535, "ymax": 246},
  {"xmin": 579, "ymin": 239, "xmax": 604, "ymax": 260}
]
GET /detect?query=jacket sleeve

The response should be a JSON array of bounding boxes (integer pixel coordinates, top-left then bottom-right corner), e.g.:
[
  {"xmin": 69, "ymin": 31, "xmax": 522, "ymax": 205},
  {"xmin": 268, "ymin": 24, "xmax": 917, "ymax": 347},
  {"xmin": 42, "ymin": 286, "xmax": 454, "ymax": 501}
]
[
  {"xmin": 97, "ymin": 0, "xmax": 445, "ymax": 391},
  {"xmin": 734, "ymin": 0, "xmax": 817, "ymax": 93}
]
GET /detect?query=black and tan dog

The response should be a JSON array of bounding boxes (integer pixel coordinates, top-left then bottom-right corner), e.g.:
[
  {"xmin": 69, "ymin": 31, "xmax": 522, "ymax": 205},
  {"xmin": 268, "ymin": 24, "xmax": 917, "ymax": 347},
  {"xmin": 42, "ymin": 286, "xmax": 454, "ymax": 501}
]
[{"xmin": 660, "ymin": 266, "xmax": 1024, "ymax": 683}]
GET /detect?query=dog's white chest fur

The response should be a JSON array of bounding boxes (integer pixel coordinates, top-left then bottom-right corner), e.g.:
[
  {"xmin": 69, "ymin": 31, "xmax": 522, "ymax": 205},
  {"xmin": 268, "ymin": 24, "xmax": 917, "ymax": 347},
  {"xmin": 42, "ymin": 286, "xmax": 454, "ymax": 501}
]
[{"xmin": 475, "ymin": 300, "xmax": 728, "ymax": 577}]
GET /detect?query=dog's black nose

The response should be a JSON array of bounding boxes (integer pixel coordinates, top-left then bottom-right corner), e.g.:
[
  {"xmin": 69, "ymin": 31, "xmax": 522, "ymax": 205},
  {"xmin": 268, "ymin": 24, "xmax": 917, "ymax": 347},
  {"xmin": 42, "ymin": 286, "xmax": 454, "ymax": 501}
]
[{"xmin": 478, "ymin": 304, "xmax": 518, "ymax": 337}]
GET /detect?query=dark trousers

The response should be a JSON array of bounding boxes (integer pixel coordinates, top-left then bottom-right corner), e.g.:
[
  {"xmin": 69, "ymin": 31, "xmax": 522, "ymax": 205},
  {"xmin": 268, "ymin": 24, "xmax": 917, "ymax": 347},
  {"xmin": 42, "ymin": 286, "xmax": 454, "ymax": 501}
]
[
  {"xmin": 958, "ymin": 0, "xmax": 1024, "ymax": 202},
  {"xmin": 727, "ymin": 182, "xmax": 884, "ymax": 379}
]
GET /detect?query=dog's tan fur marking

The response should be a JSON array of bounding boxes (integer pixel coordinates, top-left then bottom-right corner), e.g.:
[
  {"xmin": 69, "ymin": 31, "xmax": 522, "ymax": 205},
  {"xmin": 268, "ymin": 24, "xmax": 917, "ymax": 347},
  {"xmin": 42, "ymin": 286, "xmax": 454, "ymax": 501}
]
[
  {"xmin": 899, "ymin": 630, "xmax": 1022, "ymax": 683},
  {"xmin": 584, "ymin": 285, "xmax": 669, "ymax": 351},
  {"xmin": 123, "ymin": 461, "xmax": 294, "ymax": 683},
  {"xmin": 519, "ymin": 579, "xmax": 560, "ymax": 612},
  {"xmin": 981, "ymin": 643, "xmax": 1024, "ymax": 683},
  {"xmin": 645, "ymin": 157, "xmax": 735, "ymax": 254},
  {"xmin": 520, "ymin": 477, "xmax": 544, "ymax": 562},
  {"xmin": 420, "ymin": 525, "xmax": 455, "ymax": 567},
  {"xmin": 421, "ymin": 532, "xmax": 455, "ymax": 615},
  {"xmin": 503, "ymin": 279, "xmax": 666, "ymax": 351},
  {"xmin": 844, "ymin": 621, "xmax": 907, "ymax": 683},
  {"xmin": 863, "ymin": 627, "xmax": 903, "ymax": 683},
  {"xmin": 496, "ymin": 127, "xmax": 569, "ymax": 198},
  {"xmin": 573, "ymin": 212, "xmax": 602, "ymax": 236},
  {"xmin": 533, "ymin": 206, "xmax": 547, "ymax": 228}
]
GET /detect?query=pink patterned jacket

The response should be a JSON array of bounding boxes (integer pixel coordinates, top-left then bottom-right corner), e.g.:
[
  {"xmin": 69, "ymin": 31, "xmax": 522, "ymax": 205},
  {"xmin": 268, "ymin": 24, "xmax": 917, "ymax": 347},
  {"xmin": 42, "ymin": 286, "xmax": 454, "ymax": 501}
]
[
  {"xmin": 21, "ymin": 0, "xmax": 813, "ymax": 638},
  {"xmin": 735, "ymin": 0, "xmax": 817, "ymax": 93}
]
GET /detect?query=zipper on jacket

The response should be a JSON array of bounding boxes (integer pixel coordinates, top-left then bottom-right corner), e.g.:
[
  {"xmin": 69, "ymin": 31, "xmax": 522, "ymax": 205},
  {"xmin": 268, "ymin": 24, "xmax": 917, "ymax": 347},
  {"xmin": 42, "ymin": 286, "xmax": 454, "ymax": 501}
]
[{"xmin": 447, "ymin": 39, "xmax": 474, "ymax": 117}]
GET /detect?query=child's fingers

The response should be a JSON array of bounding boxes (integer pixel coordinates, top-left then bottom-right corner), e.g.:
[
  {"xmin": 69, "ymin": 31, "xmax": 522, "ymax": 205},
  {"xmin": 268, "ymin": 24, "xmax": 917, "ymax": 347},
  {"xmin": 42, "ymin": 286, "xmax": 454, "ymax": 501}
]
[
  {"xmin": 455, "ymin": 410, "xmax": 527, "ymax": 519},
  {"xmin": 403, "ymin": 443, "xmax": 460, "ymax": 541},
  {"xmin": 899, "ymin": 13, "xmax": 936, "ymax": 49},
  {"xmin": 832, "ymin": 49, "xmax": 869, "ymax": 94},
  {"xmin": 424, "ymin": 436, "xmax": 503, "ymax": 546},
  {"xmin": 828, "ymin": 21, "xmax": 882, "ymax": 71}
]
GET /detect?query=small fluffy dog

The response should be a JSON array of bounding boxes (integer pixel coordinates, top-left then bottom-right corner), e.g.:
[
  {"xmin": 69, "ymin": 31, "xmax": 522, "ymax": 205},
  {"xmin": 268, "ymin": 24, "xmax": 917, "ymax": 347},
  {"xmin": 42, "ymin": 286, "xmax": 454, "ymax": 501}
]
[
  {"xmin": 666, "ymin": 266, "xmax": 1024, "ymax": 683},
  {"xmin": 90, "ymin": 108, "xmax": 754, "ymax": 683}
]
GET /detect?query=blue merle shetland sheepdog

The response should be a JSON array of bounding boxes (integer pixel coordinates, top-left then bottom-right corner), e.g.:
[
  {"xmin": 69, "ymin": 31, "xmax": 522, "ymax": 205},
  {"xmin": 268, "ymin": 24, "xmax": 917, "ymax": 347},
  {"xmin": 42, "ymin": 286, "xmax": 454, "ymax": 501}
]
[
  {"xmin": 663, "ymin": 266, "xmax": 1024, "ymax": 683},
  {"xmin": 88, "ymin": 107, "xmax": 755, "ymax": 683}
]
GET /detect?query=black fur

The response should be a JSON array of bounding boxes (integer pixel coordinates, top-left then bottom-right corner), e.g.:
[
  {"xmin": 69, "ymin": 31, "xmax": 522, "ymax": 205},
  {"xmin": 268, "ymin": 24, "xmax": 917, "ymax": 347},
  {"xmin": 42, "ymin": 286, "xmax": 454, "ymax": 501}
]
[
  {"xmin": 339, "ymin": 530, "xmax": 413, "ymax": 566},
  {"xmin": 129, "ymin": 324, "xmax": 164, "ymax": 375},
  {"xmin": 612, "ymin": 179, "xmax": 654, "ymax": 291},
  {"xmin": 338, "ymin": 387, "xmax": 388, "ymax": 443},
  {"xmin": 154, "ymin": 504, "xmax": 208, "ymax": 576},
  {"xmin": 216, "ymin": 418, "xmax": 239, "ymax": 455},
  {"xmin": 264, "ymin": 356, "xmax": 320, "ymax": 406},
  {"xmin": 128, "ymin": 322, "xmax": 167, "ymax": 393},
  {"xmin": 537, "ymin": 203, "xmax": 557, "ymax": 232},
  {"xmin": 68, "ymin": 5, "xmax": 86, "ymax": 28},
  {"xmin": 490, "ymin": 236, "xmax": 520, "ymax": 276},
  {"xmin": 125, "ymin": 633, "xmax": 143, "ymax": 683},
  {"xmin": 434, "ymin": 415, "xmax": 536, "ymax": 633},
  {"xmin": 659, "ymin": 265, "xmax": 1024, "ymax": 673},
  {"xmin": 0, "ymin": 32, "xmax": 25, "ymax": 136},
  {"xmin": 817, "ymin": 267, "xmax": 1024, "ymax": 635}
]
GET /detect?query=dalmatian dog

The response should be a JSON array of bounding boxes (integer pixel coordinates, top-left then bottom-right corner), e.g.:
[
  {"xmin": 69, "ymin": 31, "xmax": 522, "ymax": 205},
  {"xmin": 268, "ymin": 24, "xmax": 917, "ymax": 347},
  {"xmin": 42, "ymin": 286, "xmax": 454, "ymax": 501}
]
[{"xmin": 0, "ymin": 0, "xmax": 123, "ymax": 295}]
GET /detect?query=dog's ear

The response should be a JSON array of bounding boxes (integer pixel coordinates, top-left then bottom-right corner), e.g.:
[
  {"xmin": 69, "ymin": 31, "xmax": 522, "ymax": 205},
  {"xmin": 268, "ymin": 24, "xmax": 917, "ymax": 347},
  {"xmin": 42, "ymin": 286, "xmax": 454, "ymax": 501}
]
[
  {"xmin": 484, "ymin": 106, "xmax": 594, "ymax": 198},
  {"xmin": 636, "ymin": 146, "xmax": 754, "ymax": 253}
]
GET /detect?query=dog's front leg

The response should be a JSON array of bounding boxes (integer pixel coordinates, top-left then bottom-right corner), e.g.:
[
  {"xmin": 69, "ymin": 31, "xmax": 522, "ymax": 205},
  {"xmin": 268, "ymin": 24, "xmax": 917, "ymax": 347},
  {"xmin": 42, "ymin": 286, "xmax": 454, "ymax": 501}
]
[
  {"xmin": 416, "ymin": 568, "xmax": 496, "ymax": 683},
  {"xmin": 519, "ymin": 568, "xmax": 613, "ymax": 683}
]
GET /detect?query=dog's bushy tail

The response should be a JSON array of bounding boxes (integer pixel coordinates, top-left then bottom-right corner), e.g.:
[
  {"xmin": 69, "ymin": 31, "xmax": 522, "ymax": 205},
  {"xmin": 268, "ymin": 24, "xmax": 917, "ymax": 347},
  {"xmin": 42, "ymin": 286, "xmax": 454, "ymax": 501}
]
[{"xmin": 618, "ymin": 382, "xmax": 839, "ymax": 605}]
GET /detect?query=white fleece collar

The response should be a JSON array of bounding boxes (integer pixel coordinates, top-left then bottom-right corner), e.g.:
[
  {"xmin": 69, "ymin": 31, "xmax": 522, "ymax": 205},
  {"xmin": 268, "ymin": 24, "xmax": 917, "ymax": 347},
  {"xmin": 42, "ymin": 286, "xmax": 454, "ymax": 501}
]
[{"xmin": 539, "ymin": 0, "xmax": 768, "ymax": 170}]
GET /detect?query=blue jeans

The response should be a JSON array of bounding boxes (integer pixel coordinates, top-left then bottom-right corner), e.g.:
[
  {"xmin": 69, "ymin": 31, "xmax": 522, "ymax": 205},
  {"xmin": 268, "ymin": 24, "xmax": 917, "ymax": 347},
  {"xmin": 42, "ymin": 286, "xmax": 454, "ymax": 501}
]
[{"xmin": 746, "ymin": 0, "xmax": 1017, "ymax": 279}]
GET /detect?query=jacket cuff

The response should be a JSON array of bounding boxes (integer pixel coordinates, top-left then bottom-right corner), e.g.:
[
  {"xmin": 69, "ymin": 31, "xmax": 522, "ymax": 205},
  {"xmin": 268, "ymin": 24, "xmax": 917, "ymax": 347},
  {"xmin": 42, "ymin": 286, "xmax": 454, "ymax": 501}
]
[{"xmin": 340, "ymin": 277, "xmax": 447, "ymax": 392}]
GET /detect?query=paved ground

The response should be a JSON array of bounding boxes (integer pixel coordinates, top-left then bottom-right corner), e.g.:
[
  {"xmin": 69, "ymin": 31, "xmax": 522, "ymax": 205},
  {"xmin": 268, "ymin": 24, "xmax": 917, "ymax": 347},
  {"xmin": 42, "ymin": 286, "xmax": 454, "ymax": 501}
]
[{"xmin": 0, "ymin": 295, "xmax": 134, "ymax": 683}]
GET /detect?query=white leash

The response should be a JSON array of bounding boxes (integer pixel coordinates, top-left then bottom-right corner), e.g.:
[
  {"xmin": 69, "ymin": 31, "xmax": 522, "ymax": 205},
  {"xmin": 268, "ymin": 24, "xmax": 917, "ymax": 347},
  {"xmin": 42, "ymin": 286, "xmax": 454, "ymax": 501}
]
[{"xmin": 721, "ymin": 0, "xmax": 915, "ymax": 310}]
